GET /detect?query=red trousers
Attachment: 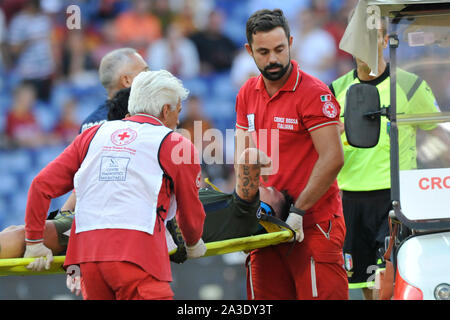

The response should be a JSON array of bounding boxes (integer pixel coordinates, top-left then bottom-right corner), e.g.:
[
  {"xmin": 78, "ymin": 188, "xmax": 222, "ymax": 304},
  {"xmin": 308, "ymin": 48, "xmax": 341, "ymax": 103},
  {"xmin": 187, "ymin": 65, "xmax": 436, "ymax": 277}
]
[
  {"xmin": 80, "ymin": 261, "xmax": 173, "ymax": 300},
  {"xmin": 246, "ymin": 215, "xmax": 349, "ymax": 300}
]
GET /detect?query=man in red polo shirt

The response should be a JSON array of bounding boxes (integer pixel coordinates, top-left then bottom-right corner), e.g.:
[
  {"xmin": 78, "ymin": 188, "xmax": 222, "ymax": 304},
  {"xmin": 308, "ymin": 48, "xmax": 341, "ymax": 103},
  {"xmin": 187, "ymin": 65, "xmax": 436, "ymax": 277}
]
[{"xmin": 236, "ymin": 9, "xmax": 348, "ymax": 300}]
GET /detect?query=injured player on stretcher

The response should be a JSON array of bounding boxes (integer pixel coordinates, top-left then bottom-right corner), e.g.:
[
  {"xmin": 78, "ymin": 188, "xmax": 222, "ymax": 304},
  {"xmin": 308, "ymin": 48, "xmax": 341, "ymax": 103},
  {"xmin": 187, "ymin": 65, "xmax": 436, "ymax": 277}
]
[{"xmin": 0, "ymin": 88, "xmax": 295, "ymax": 263}]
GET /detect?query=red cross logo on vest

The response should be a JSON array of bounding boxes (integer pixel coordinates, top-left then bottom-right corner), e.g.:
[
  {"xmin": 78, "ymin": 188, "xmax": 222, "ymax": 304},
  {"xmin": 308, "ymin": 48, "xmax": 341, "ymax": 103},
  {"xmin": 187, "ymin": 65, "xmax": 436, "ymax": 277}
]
[
  {"xmin": 118, "ymin": 132, "xmax": 130, "ymax": 140},
  {"xmin": 322, "ymin": 101, "xmax": 338, "ymax": 118},
  {"xmin": 111, "ymin": 128, "xmax": 137, "ymax": 146}
]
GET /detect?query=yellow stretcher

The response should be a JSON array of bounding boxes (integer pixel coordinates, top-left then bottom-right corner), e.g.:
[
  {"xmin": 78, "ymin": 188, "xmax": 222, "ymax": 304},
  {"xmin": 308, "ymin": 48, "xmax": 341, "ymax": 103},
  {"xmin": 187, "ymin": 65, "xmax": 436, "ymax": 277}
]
[{"xmin": 0, "ymin": 230, "xmax": 293, "ymax": 276}]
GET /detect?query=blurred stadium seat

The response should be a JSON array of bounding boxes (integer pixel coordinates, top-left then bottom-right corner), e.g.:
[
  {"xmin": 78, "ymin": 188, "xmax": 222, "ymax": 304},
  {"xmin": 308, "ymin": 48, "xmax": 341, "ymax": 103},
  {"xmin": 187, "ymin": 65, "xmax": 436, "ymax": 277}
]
[
  {"xmin": 34, "ymin": 145, "xmax": 66, "ymax": 170},
  {"xmin": 34, "ymin": 102, "xmax": 58, "ymax": 132},
  {"xmin": 9, "ymin": 190, "xmax": 28, "ymax": 220},
  {"xmin": 0, "ymin": 149, "xmax": 32, "ymax": 175},
  {"xmin": 182, "ymin": 77, "xmax": 209, "ymax": 97},
  {"xmin": 0, "ymin": 172, "xmax": 19, "ymax": 197},
  {"xmin": 210, "ymin": 72, "xmax": 238, "ymax": 100}
]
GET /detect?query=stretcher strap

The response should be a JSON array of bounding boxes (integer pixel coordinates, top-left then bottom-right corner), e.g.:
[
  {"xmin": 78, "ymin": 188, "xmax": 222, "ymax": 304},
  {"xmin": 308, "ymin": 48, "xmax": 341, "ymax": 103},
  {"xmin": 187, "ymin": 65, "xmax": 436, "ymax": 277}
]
[{"xmin": 258, "ymin": 212, "xmax": 296, "ymax": 237}]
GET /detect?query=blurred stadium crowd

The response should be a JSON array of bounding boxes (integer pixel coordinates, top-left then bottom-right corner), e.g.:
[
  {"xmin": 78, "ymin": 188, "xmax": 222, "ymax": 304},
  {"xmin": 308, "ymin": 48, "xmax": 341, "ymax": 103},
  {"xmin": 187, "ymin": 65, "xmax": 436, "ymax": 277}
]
[
  {"xmin": 1, "ymin": 0, "xmax": 449, "ymax": 231},
  {"xmin": 1, "ymin": 0, "xmax": 450, "ymax": 302},
  {"xmin": 0, "ymin": 0, "xmax": 360, "ymax": 229}
]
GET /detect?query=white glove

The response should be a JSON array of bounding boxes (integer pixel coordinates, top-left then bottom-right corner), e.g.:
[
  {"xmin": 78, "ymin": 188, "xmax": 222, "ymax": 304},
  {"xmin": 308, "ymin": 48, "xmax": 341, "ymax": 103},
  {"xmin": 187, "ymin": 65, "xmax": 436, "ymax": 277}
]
[
  {"xmin": 24, "ymin": 242, "xmax": 54, "ymax": 271},
  {"xmin": 186, "ymin": 238, "xmax": 207, "ymax": 259},
  {"xmin": 66, "ymin": 265, "xmax": 81, "ymax": 296},
  {"xmin": 286, "ymin": 212, "xmax": 304, "ymax": 243}
]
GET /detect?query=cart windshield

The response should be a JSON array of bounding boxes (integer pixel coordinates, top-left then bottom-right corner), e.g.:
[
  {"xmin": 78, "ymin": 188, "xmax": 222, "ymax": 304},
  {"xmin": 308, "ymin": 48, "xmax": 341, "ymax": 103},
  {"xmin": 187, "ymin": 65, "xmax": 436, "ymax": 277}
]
[{"xmin": 393, "ymin": 9, "xmax": 450, "ymax": 228}]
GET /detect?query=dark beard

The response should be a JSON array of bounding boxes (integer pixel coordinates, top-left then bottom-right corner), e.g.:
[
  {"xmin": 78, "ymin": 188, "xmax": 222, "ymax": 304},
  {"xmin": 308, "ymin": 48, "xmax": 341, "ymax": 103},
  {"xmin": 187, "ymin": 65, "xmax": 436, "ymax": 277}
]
[{"xmin": 259, "ymin": 61, "xmax": 291, "ymax": 81}]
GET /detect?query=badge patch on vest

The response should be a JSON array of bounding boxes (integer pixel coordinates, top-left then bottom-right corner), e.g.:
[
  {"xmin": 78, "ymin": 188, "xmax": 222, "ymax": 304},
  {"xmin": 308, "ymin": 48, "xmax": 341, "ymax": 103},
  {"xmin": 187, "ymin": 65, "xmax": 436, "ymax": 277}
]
[
  {"xmin": 111, "ymin": 128, "xmax": 137, "ymax": 146},
  {"xmin": 322, "ymin": 102, "xmax": 338, "ymax": 118},
  {"xmin": 99, "ymin": 156, "xmax": 130, "ymax": 181}
]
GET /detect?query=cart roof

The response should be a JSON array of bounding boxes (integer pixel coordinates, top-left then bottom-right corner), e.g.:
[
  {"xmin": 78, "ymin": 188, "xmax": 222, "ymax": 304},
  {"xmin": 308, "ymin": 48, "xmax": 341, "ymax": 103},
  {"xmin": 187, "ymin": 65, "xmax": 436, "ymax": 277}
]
[{"xmin": 368, "ymin": 0, "xmax": 448, "ymax": 5}]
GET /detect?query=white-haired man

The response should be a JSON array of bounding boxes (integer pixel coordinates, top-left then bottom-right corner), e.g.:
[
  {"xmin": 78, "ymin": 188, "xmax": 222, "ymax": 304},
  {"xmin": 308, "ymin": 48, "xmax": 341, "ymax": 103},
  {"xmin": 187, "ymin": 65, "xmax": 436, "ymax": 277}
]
[{"xmin": 23, "ymin": 70, "xmax": 206, "ymax": 300}]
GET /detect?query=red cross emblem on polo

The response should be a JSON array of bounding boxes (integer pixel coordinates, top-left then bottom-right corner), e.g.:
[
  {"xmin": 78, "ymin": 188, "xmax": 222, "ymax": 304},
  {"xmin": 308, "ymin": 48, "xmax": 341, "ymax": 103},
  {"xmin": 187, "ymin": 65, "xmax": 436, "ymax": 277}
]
[
  {"xmin": 111, "ymin": 128, "xmax": 137, "ymax": 146},
  {"xmin": 322, "ymin": 102, "xmax": 338, "ymax": 118}
]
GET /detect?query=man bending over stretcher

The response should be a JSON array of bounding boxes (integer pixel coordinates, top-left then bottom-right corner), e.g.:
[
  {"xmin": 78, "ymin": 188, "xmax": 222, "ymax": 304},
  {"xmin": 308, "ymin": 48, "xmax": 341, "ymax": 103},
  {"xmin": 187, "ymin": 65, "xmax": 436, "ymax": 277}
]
[{"xmin": 0, "ymin": 88, "xmax": 293, "ymax": 261}]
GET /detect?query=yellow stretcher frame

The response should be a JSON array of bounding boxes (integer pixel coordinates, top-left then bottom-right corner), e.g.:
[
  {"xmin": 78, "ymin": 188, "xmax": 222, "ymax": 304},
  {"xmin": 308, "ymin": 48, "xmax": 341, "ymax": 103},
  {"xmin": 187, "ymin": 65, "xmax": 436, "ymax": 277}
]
[{"xmin": 0, "ymin": 230, "xmax": 293, "ymax": 276}]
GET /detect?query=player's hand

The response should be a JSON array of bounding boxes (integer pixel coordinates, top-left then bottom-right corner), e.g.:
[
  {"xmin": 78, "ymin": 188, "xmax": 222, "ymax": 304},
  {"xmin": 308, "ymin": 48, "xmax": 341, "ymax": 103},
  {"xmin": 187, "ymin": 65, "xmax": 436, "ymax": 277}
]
[
  {"xmin": 24, "ymin": 242, "xmax": 54, "ymax": 271},
  {"xmin": 186, "ymin": 238, "xmax": 207, "ymax": 258}
]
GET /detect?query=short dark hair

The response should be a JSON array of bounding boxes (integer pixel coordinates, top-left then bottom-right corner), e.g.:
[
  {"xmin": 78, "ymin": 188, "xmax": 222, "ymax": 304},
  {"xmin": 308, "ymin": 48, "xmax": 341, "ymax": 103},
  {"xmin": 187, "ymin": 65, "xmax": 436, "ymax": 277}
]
[
  {"xmin": 106, "ymin": 87, "xmax": 131, "ymax": 121},
  {"xmin": 246, "ymin": 9, "xmax": 290, "ymax": 45}
]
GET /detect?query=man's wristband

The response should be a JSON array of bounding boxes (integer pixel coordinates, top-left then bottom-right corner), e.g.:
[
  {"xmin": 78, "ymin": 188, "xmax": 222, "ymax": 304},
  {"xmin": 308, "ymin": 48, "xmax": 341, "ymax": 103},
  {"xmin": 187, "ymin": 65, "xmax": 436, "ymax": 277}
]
[{"xmin": 289, "ymin": 205, "xmax": 307, "ymax": 217}]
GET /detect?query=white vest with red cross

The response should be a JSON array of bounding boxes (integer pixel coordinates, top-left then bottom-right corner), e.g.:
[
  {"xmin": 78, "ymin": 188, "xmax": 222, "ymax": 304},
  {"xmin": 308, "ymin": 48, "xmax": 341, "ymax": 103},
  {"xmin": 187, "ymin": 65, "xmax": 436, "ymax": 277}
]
[{"xmin": 73, "ymin": 119, "xmax": 174, "ymax": 235}]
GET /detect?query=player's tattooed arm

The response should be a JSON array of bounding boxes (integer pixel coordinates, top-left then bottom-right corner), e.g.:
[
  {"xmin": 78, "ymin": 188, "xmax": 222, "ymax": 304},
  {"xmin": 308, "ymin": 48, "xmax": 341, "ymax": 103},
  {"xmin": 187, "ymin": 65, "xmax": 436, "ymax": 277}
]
[{"xmin": 235, "ymin": 148, "xmax": 270, "ymax": 202}]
